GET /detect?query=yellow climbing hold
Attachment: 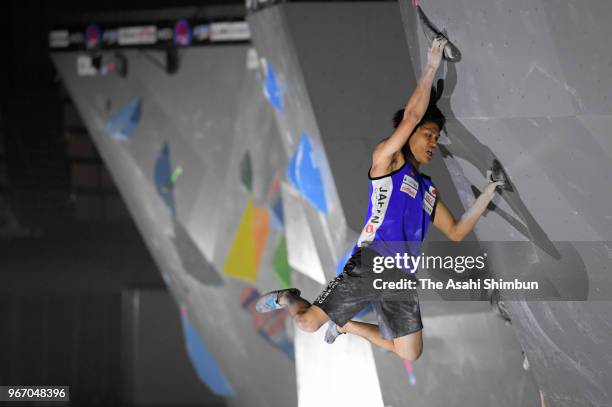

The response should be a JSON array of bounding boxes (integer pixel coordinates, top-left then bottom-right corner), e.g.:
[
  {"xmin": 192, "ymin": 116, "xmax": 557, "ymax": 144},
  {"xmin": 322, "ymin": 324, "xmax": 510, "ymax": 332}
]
[{"xmin": 224, "ymin": 198, "xmax": 257, "ymax": 281}]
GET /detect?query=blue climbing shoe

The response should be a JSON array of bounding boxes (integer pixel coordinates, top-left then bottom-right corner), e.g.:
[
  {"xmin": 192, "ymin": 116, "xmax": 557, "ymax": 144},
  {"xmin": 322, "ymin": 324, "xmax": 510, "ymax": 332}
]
[
  {"xmin": 256, "ymin": 288, "xmax": 301, "ymax": 313},
  {"xmin": 324, "ymin": 321, "xmax": 345, "ymax": 344}
]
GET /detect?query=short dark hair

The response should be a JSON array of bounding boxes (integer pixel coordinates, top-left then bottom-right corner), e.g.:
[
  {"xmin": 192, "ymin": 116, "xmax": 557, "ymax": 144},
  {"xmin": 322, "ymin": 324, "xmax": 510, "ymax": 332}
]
[
  {"xmin": 392, "ymin": 104, "xmax": 445, "ymax": 132},
  {"xmin": 393, "ymin": 82, "xmax": 446, "ymax": 132}
]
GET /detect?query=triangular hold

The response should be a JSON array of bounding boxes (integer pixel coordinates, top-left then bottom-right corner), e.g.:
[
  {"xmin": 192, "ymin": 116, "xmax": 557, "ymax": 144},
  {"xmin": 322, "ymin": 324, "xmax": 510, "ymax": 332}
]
[
  {"xmin": 286, "ymin": 132, "xmax": 328, "ymax": 214},
  {"xmin": 273, "ymin": 234, "xmax": 291, "ymax": 288},
  {"xmin": 223, "ymin": 198, "xmax": 258, "ymax": 281},
  {"xmin": 107, "ymin": 97, "xmax": 141, "ymax": 141},
  {"xmin": 262, "ymin": 59, "xmax": 283, "ymax": 112},
  {"xmin": 173, "ymin": 221, "xmax": 224, "ymax": 286},
  {"xmin": 180, "ymin": 308, "xmax": 235, "ymax": 396},
  {"xmin": 281, "ymin": 182, "xmax": 326, "ymax": 284}
]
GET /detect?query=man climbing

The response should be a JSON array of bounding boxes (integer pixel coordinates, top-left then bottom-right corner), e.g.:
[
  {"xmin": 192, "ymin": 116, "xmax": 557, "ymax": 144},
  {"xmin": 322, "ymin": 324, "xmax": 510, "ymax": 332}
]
[{"xmin": 256, "ymin": 37, "xmax": 504, "ymax": 361}]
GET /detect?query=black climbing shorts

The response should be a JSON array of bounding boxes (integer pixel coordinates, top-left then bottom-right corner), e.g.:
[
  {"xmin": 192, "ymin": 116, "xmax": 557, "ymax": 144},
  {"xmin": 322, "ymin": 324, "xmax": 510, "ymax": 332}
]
[{"xmin": 313, "ymin": 247, "xmax": 423, "ymax": 339}]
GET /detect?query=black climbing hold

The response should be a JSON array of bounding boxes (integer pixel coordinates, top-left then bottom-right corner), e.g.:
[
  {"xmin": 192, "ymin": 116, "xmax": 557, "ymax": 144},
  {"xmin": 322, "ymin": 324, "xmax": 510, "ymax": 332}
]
[
  {"xmin": 490, "ymin": 159, "xmax": 513, "ymax": 191},
  {"xmin": 489, "ymin": 289, "xmax": 512, "ymax": 323},
  {"xmin": 416, "ymin": 6, "xmax": 462, "ymax": 62}
]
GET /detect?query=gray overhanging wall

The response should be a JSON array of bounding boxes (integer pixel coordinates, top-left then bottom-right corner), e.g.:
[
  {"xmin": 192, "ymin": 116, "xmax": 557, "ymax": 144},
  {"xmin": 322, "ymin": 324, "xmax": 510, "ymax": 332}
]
[{"xmin": 399, "ymin": 0, "xmax": 612, "ymax": 405}]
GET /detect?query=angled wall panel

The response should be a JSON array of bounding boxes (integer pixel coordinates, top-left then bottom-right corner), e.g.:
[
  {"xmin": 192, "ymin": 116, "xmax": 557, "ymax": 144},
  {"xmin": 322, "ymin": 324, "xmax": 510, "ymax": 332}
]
[{"xmin": 398, "ymin": 1, "xmax": 612, "ymax": 405}]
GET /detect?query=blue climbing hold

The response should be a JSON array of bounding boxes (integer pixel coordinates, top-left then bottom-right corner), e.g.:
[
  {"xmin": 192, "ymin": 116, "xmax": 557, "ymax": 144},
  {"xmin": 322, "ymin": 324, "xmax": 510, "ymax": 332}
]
[
  {"xmin": 107, "ymin": 97, "xmax": 141, "ymax": 141},
  {"xmin": 263, "ymin": 61, "xmax": 283, "ymax": 112},
  {"xmin": 154, "ymin": 142, "xmax": 176, "ymax": 216},
  {"xmin": 286, "ymin": 133, "xmax": 328, "ymax": 214},
  {"xmin": 181, "ymin": 312, "xmax": 235, "ymax": 396}
]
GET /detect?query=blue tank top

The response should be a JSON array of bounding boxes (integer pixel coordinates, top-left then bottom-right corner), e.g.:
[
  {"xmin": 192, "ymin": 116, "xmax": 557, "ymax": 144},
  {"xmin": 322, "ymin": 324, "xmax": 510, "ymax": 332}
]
[{"xmin": 351, "ymin": 156, "xmax": 437, "ymax": 260}]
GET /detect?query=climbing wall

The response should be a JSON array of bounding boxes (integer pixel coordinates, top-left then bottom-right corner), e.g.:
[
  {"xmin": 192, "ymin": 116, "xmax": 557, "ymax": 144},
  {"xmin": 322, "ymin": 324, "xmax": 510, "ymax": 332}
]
[
  {"xmin": 398, "ymin": 0, "xmax": 612, "ymax": 405},
  {"xmin": 51, "ymin": 1, "xmax": 612, "ymax": 405},
  {"xmin": 52, "ymin": 46, "xmax": 298, "ymax": 407},
  {"xmin": 248, "ymin": 3, "xmax": 541, "ymax": 406}
]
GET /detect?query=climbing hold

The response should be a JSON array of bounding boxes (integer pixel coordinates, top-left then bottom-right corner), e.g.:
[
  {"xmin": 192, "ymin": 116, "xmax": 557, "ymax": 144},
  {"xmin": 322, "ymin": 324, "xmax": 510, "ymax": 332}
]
[
  {"xmin": 107, "ymin": 97, "xmax": 141, "ymax": 141},
  {"xmin": 490, "ymin": 159, "xmax": 513, "ymax": 191},
  {"xmin": 416, "ymin": 6, "xmax": 462, "ymax": 62},
  {"xmin": 286, "ymin": 133, "xmax": 328, "ymax": 214}
]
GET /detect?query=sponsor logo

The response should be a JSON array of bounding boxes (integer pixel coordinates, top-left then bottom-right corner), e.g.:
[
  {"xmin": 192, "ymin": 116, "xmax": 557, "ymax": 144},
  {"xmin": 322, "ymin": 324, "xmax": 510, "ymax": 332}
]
[
  {"xmin": 69, "ymin": 32, "xmax": 84, "ymax": 45},
  {"xmin": 314, "ymin": 274, "xmax": 344, "ymax": 304},
  {"xmin": 429, "ymin": 185, "xmax": 437, "ymax": 197},
  {"xmin": 423, "ymin": 191, "xmax": 436, "ymax": 215},
  {"xmin": 102, "ymin": 29, "xmax": 119, "ymax": 46},
  {"xmin": 174, "ymin": 19, "xmax": 192, "ymax": 46},
  {"xmin": 401, "ymin": 174, "xmax": 418, "ymax": 198},
  {"xmin": 49, "ymin": 30, "xmax": 69, "ymax": 48},
  {"xmin": 118, "ymin": 26, "xmax": 157, "ymax": 45},
  {"xmin": 424, "ymin": 191, "xmax": 436, "ymax": 207},
  {"xmin": 193, "ymin": 24, "xmax": 210, "ymax": 41},
  {"xmin": 85, "ymin": 25, "xmax": 101, "ymax": 49},
  {"xmin": 210, "ymin": 22, "xmax": 250, "ymax": 41},
  {"xmin": 403, "ymin": 174, "xmax": 419, "ymax": 190},
  {"xmin": 157, "ymin": 28, "xmax": 173, "ymax": 41},
  {"xmin": 400, "ymin": 183, "xmax": 418, "ymax": 198},
  {"xmin": 365, "ymin": 224, "xmax": 374, "ymax": 234},
  {"xmin": 76, "ymin": 55, "xmax": 97, "ymax": 76}
]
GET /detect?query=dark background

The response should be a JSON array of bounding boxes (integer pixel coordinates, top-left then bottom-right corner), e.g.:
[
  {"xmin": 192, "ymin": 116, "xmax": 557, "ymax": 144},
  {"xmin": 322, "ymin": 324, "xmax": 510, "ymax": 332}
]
[
  {"xmin": 0, "ymin": 1, "xmax": 389, "ymax": 405},
  {"xmin": 0, "ymin": 1, "xmax": 241, "ymax": 405}
]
